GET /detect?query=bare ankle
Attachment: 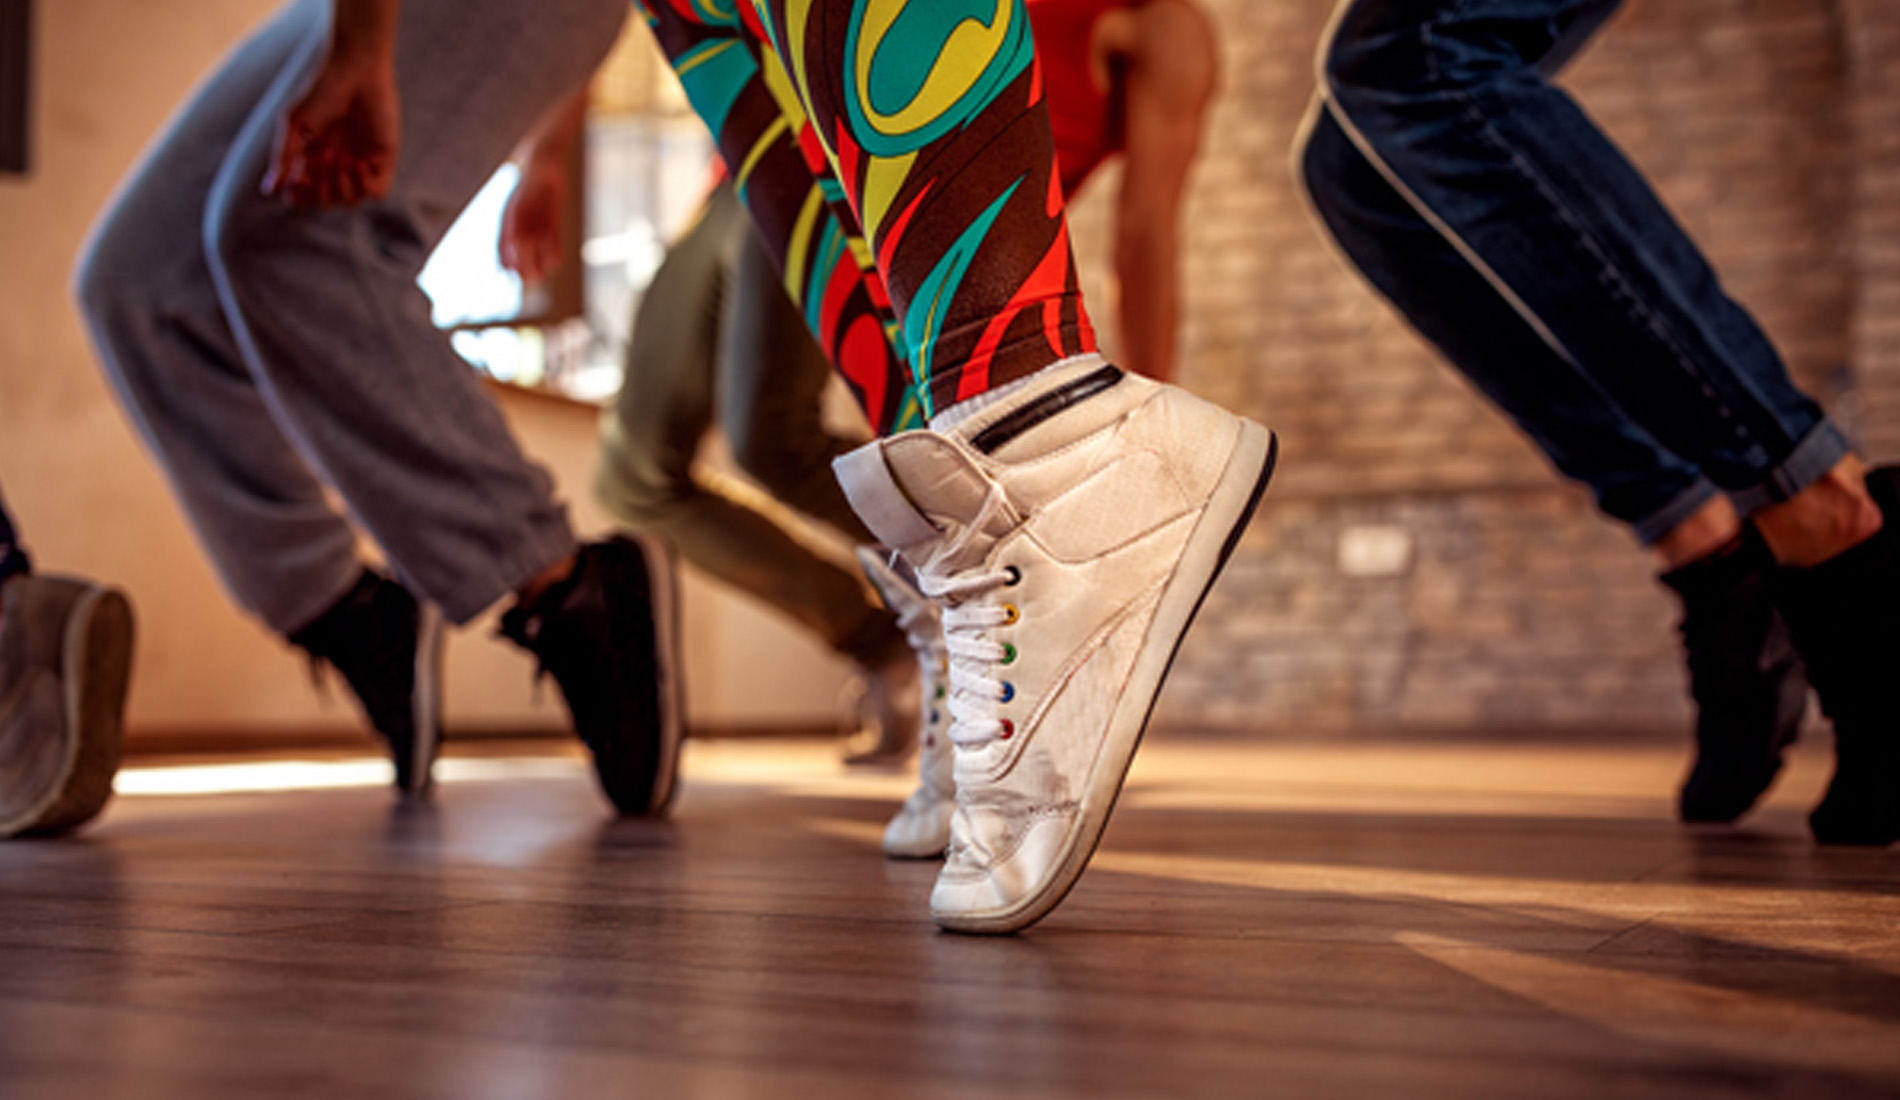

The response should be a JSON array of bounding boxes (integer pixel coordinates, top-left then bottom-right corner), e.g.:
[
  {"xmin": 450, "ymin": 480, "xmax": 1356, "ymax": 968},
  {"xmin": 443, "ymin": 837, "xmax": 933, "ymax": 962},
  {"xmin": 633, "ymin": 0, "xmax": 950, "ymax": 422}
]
[
  {"xmin": 1654, "ymin": 495, "xmax": 1742, "ymax": 572},
  {"xmin": 1754, "ymin": 456, "xmax": 1885, "ymax": 568}
]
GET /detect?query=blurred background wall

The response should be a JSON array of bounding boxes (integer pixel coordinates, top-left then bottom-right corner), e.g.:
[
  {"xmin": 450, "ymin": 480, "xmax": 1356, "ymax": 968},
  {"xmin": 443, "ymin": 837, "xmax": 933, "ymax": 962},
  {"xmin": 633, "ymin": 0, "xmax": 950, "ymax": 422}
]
[
  {"xmin": 0, "ymin": 0, "xmax": 1894, "ymax": 743},
  {"xmin": 1075, "ymin": 0, "xmax": 1900, "ymax": 732},
  {"xmin": 0, "ymin": 0, "xmax": 857, "ymax": 744}
]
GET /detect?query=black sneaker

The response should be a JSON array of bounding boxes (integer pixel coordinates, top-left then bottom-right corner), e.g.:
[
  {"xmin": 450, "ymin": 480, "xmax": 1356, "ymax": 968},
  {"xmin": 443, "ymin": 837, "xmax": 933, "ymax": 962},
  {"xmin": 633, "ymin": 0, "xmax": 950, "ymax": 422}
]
[
  {"xmin": 1659, "ymin": 533, "xmax": 1808, "ymax": 823},
  {"xmin": 289, "ymin": 570, "xmax": 444, "ymax": 797},
  {"xmin": 499, "ymin": 535, "xmax": 682, "ymax": 817},
  {"xmin": 0, "ymin": 575, "xmax": 135, "ymax": 838},
  {"xmin": 1769, "ymin": 466, "xmax": 1900, "ymax": 846}
]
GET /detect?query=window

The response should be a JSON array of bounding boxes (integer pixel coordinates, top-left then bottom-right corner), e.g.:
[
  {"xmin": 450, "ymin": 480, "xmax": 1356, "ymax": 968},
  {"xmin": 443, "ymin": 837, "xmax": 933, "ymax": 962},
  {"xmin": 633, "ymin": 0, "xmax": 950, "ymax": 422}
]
[{"xmin": 418, "ymin": 24, "xmax": 713, "ymax": 403}]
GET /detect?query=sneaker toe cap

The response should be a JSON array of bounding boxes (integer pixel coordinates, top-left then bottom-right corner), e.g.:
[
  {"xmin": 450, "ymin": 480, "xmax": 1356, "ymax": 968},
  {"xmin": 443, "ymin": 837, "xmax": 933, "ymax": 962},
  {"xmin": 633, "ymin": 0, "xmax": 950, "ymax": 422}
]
[{"xmin": 929, "ymin": 811, "xmax": 1073, "ymax": 927}]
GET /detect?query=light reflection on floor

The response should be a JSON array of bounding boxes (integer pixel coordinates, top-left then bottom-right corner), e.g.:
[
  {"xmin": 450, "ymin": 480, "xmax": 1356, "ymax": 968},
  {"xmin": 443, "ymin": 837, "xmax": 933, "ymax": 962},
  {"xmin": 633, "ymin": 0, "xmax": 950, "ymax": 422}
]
[
  {"xmin": 32, "ymin": 732, "xmax": 1900, "ymax": 1094},
  {"xmin": 113, "ymin": 755, "xmax": 588, "ymax": 797}
]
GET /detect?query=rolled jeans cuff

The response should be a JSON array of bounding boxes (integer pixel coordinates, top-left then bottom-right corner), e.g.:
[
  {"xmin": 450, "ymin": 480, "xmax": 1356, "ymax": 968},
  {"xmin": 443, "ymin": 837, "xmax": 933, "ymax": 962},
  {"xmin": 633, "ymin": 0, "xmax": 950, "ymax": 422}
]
[
  {"xmin": 1728, "ymin": 420, "xmax": 1854, "ymax": 519},
  {"xmin": 1629, "ymin": 479, "xmax": 1722, "ymax": 548}
]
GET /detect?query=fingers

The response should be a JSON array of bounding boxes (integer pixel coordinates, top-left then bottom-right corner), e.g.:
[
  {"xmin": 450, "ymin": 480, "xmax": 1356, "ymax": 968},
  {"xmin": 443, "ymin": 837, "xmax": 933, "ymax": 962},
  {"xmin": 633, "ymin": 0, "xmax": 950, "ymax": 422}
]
[
  {"xmin": 499, "ymin": 190, "xmax": 565, "ymax": 285},
  {"xmin": 263, "ymin": 116, "xmax": 395, "ymax": 209},
  {"xmin": 506, "ymin": 231, "xmax": 551, "ymax": 285},
  {"xmin": 292, "ymin": 144, "xmax": 341, "ymax": 208},
  {"xmin": 357, "ymin": 153, "xmax": 394, "ymax": 202},
  {"xmin": 523, "ymin": 237, "xmax": 553, "ymax": 285},
  {"xmin": 261, "ymin": 121, "xmax": 308, "ymax": 198},
  {"xmin": 264, "ymin": 131, "xmax": 333, "ymax": 208},
  {"xmin": 499, "ymin": 214, "xmax": 527, "ymax": 277},
  {"xmin": 332, "ymin": 163, "xmax": 365, "ymax": 208},
  {"xmin": 270, "ymin": 147, "xmax": 388, "ymax": 209}
]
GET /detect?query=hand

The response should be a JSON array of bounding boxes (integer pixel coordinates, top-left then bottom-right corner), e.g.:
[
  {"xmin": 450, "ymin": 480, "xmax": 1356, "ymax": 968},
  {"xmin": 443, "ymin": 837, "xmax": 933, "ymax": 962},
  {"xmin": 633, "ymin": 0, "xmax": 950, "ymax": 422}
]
[
  {"xmin": 499, "ymin": 153, "xmax": 571, "ymax": 285},
  {"xmin": 262, "ymin": 51, "xmax": 401, "ymax": 209}
]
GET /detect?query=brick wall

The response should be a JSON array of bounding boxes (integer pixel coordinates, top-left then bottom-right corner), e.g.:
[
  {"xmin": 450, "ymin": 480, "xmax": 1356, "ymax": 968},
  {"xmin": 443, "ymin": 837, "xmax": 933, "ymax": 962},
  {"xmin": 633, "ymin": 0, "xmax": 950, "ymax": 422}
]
[
  {"xmin": 1839, "ymin": 0, "xmax": 1900, "ymax": 459},
  {"xmin": 1062, "ymin": 0, "xmax": 1889, "ymax": 731}
]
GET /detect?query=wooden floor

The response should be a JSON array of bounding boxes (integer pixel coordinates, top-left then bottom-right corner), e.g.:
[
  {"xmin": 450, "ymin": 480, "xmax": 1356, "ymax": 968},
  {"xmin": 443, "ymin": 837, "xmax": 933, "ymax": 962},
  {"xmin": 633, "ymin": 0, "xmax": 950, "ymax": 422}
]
[{"xmin": 3, "ymin": 733, "xmax": 1898, "ymax": 1099}]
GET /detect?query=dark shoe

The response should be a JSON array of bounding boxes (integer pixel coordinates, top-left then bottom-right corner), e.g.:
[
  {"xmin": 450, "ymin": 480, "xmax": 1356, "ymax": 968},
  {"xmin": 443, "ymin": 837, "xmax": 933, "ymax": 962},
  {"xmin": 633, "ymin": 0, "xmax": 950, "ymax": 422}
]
[
  {"xmin": 1768, "ymin": 466, "xmax": 1900, "ymax": 846},
  {"xmin": 1659, "ymin": 534, "xmax": 1808, "ymax": 823},
  {"xmin": 0, "ymin": 575, "xmax": 134, "ymax": 838},
  {"xmin": 289, "ymin": 570, "xmax": 444, "ymax": 797},
  {"xmin": 499, "ymin": 536, "xmax": 682, "ymax": 816}
]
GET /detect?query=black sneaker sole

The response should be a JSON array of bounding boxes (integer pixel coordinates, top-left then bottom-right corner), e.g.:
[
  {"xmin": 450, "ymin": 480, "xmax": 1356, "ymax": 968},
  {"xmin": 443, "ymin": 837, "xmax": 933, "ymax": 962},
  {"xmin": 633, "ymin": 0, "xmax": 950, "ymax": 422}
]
[
  {"xmin": 405, "ymin": 602, "xmax": 445, "ymax": 799},
  {"xmin": 628, "ymin": 534, "xmax": 685, "ymax": 816}
]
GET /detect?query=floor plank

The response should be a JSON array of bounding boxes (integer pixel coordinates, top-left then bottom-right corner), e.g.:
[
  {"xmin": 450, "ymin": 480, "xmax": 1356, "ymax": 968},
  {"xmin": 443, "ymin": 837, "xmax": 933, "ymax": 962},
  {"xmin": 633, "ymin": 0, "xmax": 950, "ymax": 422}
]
[{"xmin": 2, "ymin": 734, "xmax": 1896, "ymax": 1098}]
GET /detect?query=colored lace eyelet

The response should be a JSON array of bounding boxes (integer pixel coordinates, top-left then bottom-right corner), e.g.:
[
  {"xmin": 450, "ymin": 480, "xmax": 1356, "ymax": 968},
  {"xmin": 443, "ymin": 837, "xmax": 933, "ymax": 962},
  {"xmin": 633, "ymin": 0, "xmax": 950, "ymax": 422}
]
[
  {"xmin": 1002, "ymin": 642, "xmax": 1017, "ymax": 665},
  {"xmin": 935, "ymin": 684, "xmax": 947, "ymax": 700},
  {"xmin": 999, "ymin": 681, "xmax": 1015, "ymax": 703},
  {"xmin": 1003, "ymin": 565, "xmax": 1022, "ymax": 586},
  {"xmin": 999, "ymin": 718, "xmax": 1015, "ymax": 739},
  {"xmin": 929, "ymin": 710, "xmax": 941, "ymax": 725},
  {"xmin": 1001, "ymin": 603, "xmax": 1020, "ymax": 626}
]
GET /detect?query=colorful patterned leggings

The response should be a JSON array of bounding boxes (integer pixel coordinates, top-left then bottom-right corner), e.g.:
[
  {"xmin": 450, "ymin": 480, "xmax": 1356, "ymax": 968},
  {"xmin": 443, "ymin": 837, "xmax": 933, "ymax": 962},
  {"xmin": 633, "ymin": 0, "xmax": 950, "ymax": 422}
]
[{"xmin": 637, "ymin": 0, "xmax": 1095, "ymax": 431}]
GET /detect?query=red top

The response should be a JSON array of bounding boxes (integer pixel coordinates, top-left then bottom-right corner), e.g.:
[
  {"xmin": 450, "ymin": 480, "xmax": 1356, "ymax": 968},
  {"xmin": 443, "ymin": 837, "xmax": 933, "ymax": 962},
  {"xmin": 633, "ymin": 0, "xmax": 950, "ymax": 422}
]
[{"xmin": 1029, "ymin": 0, "xmax": 1137, "ymax": 198}]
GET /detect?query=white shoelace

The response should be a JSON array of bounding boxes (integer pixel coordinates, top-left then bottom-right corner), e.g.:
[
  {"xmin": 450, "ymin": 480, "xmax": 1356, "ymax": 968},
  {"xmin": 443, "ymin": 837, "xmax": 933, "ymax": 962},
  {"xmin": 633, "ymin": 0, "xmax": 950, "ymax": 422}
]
[
  {"xmin": 922, "ymin": 564, "xmax": 1018, "ymax": 749},
  {"xmin": 892, "ymin": 596, "xmax": 941, "ymax": 656},
  {"xmin": 897, "ymin": 483, "xmax": 1023, "ymax": 750}
]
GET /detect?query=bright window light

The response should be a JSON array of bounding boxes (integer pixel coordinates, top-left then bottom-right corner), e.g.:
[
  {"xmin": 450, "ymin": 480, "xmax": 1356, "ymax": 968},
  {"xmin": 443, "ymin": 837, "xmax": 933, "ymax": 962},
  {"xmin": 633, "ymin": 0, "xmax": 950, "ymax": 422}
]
[
  {"xmin": 418, "ymin": 165, "xmax": 526, "ymax": 328},
  {"xmin": 116, "ymin": 756, "xmax": 584, "ymax": 798}
]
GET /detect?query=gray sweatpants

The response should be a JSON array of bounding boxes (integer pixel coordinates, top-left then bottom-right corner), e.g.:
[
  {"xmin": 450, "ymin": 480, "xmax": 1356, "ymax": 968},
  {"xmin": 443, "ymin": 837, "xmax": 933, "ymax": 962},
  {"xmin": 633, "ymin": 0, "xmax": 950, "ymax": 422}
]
[{"xmin": 75, "ymin": 0, "xmax": 625, "ymax": 632}]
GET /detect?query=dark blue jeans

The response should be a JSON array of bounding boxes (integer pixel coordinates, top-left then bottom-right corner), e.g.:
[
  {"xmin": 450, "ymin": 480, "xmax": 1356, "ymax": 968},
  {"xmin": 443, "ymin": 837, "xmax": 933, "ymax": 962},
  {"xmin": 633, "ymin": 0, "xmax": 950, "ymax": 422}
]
[
  {"xmin": 1299, "ymin": 0, "xmax": 1849, "ymax": 544},
  {"xmin": 0, "ymin": 481, "xmax": 28, "ymax": 583}
]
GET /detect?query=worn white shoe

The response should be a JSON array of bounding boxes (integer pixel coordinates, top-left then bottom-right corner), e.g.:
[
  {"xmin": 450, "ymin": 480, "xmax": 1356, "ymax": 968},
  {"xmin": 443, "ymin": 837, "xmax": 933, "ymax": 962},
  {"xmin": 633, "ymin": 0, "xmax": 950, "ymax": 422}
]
[
  {"xmin": 836, "ymin": 356, "xmax": 1277, "ymax": 932},
  {"xmin": 858, "ymin": 547, "xmax": 955, "ymax": 859},
  {"xmin": 0, "ymin": 575, "xmax": 135, "ymax": 838}
]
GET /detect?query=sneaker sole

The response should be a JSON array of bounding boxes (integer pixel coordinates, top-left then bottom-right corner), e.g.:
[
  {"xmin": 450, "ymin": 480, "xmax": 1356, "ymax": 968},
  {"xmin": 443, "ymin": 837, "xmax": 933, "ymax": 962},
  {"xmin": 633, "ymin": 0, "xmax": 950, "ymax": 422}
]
[
  {"xmin": 933, "ymin": 423, "xmax": 1279, "ymax": 933},
  {"xmin": 0, "ymin": 585, "xmax": 134, "ymax": 838},
  {"xmin": 405, "ymin": 602, "xmax": 446, "ymax": 798},
  {"xmin": 630, "ymin": 534, "xmax": 686, "ymax": 816}
]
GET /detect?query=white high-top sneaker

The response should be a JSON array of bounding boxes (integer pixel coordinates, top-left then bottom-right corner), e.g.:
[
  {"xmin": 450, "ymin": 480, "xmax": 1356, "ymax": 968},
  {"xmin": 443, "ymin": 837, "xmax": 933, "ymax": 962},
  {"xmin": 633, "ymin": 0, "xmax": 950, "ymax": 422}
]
[
  {"xmin": 842, "ymin": 644, "xmax": 922, "ymax": 766},
  {"xmin": 835, "ymin": 356, "xmax": 1277, "ymax": 932},
  {"xmin": 857, "ymin": 547, "xmax": 955, "ymax": 859}
]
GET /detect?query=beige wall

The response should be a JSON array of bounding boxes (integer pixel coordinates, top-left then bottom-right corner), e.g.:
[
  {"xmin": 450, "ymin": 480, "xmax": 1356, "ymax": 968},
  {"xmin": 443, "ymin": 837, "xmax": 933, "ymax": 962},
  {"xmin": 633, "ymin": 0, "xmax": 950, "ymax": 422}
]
[{"xmin": 0, "ymin": 0, "xmax": 853, "ymax": 741}]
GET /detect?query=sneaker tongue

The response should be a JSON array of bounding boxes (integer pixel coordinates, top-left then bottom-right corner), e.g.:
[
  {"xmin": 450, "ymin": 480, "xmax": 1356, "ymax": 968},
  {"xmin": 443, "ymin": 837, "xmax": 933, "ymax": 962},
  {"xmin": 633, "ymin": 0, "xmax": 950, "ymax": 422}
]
[
  {"xmin": 886, "ymin": 437, "xmax": 993, "ymax": 514},
  {"xmin": 878, "ymin": 437, "xmax": 1025, "ymax": 579},
  {"xmin": 838, "ymin": 434, "xmax": 1016, "ymax": 575}
]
